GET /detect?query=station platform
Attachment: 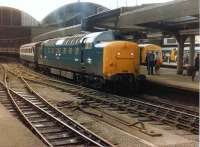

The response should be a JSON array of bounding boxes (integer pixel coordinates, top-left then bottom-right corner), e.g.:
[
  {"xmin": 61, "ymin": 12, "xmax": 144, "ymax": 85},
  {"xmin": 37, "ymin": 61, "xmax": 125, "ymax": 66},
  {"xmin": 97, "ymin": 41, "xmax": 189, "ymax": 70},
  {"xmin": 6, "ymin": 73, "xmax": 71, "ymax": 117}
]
[
  {"xmin": 0, "ymin": 104, "xmax": 45, "ymax": 147},
  {"xmin": 162, "ymin": 62, "xmax": 177, "ymax": 68},
  {"xmin": 140, "ymin": 66, "xmax": 199, "ymax": 93}
]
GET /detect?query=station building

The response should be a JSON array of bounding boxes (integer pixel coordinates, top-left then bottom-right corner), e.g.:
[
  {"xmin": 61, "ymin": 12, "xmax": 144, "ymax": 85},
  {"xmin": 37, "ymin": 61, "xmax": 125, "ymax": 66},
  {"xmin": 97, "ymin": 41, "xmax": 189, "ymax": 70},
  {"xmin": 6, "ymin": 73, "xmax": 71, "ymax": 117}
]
[
  {"xmin": 0, "ymin": 2, "xmax": 108, "ymax": 56},
  {"xmin": 0, "ymin": 6, "xmax": 39, "ymax": 56},
  {"xmin": 33, "ymin": 2, "xmax": 108, "ymax": 41},
  {"xmin": 42, "ymin": 2, "xmax": 108, "ymax": 27},
  {"xmin": 0, "ymin": 0, "xmax": 199, "ymax": 75}
]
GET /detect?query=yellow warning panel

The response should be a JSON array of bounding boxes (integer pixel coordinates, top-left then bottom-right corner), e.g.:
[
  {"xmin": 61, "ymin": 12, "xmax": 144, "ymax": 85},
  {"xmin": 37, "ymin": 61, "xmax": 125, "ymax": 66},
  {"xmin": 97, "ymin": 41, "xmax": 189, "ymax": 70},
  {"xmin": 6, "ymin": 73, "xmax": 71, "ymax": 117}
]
[{"xmin": 103, "ymin": 41, "xmax": 139, "ymax": 78}]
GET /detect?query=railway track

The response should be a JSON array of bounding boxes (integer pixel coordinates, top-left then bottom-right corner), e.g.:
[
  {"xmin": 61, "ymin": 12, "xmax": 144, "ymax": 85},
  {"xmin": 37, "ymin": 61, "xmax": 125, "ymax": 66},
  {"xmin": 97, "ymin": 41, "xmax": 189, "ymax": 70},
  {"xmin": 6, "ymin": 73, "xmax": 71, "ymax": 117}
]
[
  {"xmin": 57, "ymin": 87, "xmax": 199, "ymax": 134},
  {"xmin": 0, "ymin": 65, "xmax": 114, "ymax": 147},
  {"xmin": 135, "ymin": 94, "xmax": 199, "ymax": 116},
  {"xmin": 8, "ymin": 64, "xmax": 199, "ymax": 115},
  {"xmin": 0, "ymin": 83, "xmax": 18, "ymax": 117},
  {"xmin": 5, "ymin": 64, "xmax": 200, "ymax": 135},
  {"xmin": 25, "ymin": 75, "xmax": 199, "ymax": 135}
]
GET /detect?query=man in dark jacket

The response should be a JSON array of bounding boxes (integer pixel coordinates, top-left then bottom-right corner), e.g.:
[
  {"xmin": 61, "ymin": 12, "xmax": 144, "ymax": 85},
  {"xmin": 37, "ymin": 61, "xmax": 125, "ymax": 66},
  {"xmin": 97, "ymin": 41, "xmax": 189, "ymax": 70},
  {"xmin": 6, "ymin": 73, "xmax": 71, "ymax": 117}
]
[
  {"xmin": 192, "ymin": 53, "xmax": 199, "ymax": 81},
  {"xmin": 147, "ymin": 52, "xmax": 155, "ymax": 75}
]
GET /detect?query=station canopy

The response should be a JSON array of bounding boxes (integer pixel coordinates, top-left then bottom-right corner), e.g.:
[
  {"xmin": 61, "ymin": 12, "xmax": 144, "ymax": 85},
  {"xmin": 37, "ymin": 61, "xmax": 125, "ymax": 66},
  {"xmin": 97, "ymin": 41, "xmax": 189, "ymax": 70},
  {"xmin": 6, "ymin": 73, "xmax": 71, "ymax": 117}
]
[
  {"xmin": 0, "ymin": 6, "xmax": 39, "ymax": 27},
  {"xmin": 83, "ymin": 0, "xmax": 199, "ymax": 36},
  {"xmin": 41, "ymin": 2, "xmax": 109, "ymax": 27}
]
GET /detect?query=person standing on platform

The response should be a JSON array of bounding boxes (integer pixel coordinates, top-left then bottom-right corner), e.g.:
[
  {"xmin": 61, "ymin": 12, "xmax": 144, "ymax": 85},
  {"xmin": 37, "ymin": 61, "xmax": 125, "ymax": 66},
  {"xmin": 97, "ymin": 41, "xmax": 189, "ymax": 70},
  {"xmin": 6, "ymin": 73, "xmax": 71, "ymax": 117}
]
[
  {"xmin": 145, "ymin": 52, "xmax": 149, "ymax": 71},
  {"xmin": 192, "ymin": 53, "xmax": 199, "ymax": 81},
  {"xmin": 147, "ymin": 51, "xmax": 155, "ymax": 75},
  {"xmin": 155, "ymin": 52, "xmax": 161, "ymax": 75}
]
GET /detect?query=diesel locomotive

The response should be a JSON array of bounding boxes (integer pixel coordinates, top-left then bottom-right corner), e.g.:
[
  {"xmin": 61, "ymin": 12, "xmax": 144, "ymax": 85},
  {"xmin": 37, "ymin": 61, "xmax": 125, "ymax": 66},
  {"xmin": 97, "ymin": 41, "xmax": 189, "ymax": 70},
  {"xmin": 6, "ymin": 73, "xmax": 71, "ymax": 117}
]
[
  {"xmin": 20, "ymin": 31, "xmax": 143, "ymax": 90},
  {"xmin": 139, "ymin": 44, "xmax": 163, "ymax": 65}
]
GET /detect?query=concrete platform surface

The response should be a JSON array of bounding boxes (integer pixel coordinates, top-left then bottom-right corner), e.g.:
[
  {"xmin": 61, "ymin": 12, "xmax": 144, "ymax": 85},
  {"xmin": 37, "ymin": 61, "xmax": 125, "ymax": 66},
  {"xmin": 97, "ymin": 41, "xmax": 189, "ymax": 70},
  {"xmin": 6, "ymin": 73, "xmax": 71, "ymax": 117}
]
[
  {"xmin": 140, "ymin": 66, "xmax": 199, "ymax": 92},
  {"xmin": 0, "ymin": 104, "xmax": 45, "ymax": 147}
]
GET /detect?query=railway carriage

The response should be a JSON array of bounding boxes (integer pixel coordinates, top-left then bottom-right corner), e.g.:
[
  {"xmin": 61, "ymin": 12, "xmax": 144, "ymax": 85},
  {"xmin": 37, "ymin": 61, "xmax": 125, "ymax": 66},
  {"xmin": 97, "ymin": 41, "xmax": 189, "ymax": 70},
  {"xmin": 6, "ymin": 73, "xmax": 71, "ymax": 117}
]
[
  {"xmin": 20, "ymin": 31, "xmax": 142, "ymax": 90},
  {"xmin": 162, "ymin": 47, "xmax": 200, "ymax": 63},
  {"xmin": 20, "ymin": 42, "xmax": 41, "ymax": 67}
]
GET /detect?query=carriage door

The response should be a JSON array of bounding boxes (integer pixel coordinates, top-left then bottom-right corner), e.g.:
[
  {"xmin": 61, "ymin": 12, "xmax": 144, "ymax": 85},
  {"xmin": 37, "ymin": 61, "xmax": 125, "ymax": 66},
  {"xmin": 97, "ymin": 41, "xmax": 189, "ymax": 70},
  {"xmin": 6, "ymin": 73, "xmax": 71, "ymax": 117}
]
[
  {"xmin": 33, "ymin": 46, "xmax": 37, "ymax": 64},
  {"xmin": 38, "ymin": 44, "xmax": 44, "ymax": 64}
]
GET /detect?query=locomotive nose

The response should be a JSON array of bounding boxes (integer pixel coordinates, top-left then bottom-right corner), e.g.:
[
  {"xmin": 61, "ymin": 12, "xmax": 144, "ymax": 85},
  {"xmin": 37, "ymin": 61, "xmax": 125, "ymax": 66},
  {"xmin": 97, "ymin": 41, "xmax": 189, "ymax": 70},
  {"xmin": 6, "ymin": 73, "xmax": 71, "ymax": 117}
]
[
  {"xmin": 103, "ymin": 41, "xmax": 139, "ymax": 78},
  {"xmin": 114, "ymin": 43, "xmax": 136, "ymax": 74}
]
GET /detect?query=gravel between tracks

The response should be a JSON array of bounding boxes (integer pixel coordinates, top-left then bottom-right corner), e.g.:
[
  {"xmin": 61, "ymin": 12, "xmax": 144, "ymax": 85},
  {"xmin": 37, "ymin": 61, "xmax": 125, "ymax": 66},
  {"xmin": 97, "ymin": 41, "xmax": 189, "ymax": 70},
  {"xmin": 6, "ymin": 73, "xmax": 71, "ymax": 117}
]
[
  {"xmin": 3, "ymin": 63, "xmax": 199, "ymax": 147},
  {"xmin": 30, "ymin": 82, "xmax": 199, "ymax": 147}
]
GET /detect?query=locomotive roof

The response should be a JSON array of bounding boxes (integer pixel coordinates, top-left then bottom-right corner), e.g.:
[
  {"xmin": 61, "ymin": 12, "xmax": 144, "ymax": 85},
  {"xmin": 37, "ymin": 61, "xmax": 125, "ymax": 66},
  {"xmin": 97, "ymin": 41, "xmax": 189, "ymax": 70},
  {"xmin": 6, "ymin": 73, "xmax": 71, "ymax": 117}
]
[
  {"xmin": 81, "ymin": 31, "xmax": 114, "ymax": 43},
  {"xmin": 94, "ymin": 42, "xmax": 111, "ymax": 48},
  {"xmin": 42, "ymin": 31, "xmax": 114, "ymax": 46},
  {"xmin": 42, "ymin": 34, "xmax": 86, "ymax": 46}
]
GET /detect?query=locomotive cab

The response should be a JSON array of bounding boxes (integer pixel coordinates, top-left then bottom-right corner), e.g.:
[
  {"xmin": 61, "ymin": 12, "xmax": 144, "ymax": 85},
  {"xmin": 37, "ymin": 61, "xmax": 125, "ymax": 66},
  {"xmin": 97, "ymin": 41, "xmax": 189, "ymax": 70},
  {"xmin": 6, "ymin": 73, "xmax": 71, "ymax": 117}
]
[
  {"xmin": 103, "ymin": 41, "xmax": 139, "ymax": 79},
  {"xmin": 102, "ymin": 41, "xmax": 141, "ymax": 92}
]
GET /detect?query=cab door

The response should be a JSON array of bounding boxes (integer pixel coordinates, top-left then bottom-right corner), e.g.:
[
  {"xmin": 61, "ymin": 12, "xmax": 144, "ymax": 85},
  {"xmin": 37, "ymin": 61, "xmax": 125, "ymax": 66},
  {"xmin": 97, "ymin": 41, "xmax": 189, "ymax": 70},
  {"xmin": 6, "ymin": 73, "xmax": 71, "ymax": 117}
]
[
  {"xmin": 80, "ymin": 38, "xmax": 96, "ymax": 74},
  {"xmin": 80, "ymin": 38, "xmax": 87, "ymax": 72}
]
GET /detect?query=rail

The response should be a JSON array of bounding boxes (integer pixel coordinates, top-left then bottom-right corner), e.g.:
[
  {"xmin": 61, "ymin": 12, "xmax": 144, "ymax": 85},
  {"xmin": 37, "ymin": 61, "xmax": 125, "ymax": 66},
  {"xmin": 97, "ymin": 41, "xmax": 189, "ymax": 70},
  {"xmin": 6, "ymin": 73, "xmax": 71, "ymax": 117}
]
[{"xmin": 0, "ymin": 64, "xmax": 114, "ymax": 147}]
